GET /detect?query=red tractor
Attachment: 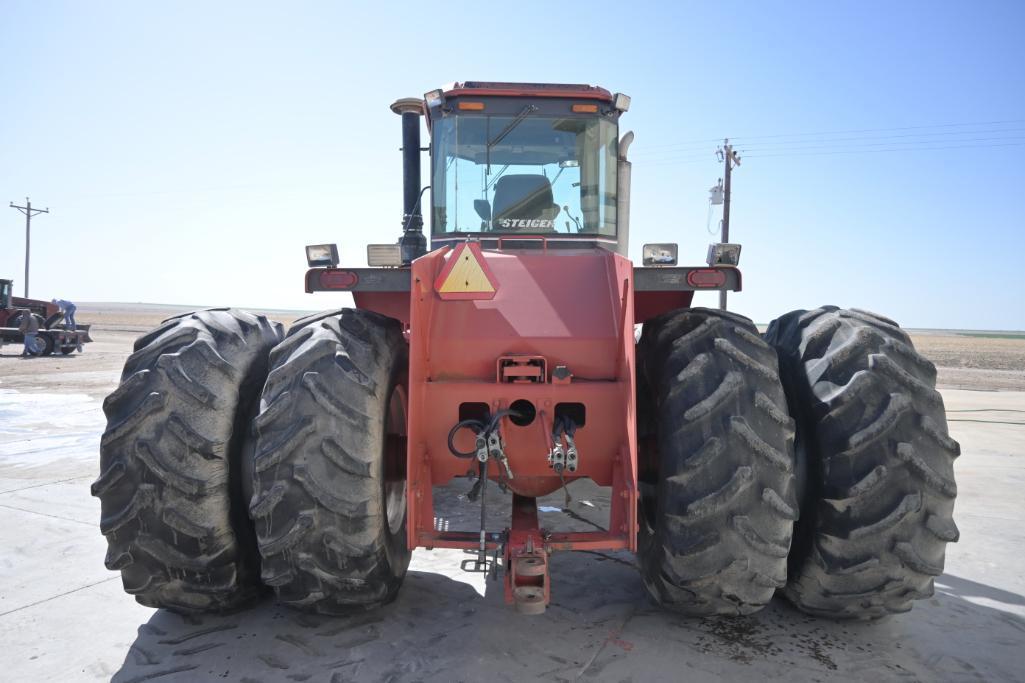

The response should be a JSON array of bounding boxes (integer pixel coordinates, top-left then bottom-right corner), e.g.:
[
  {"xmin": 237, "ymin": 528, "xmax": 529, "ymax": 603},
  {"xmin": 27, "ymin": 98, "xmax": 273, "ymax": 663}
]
[
  {"xmin": 94, "ymin": 82, "xmax": 958, "ymax": 619},
  {"xmin": 0, "ymin": 278, "xmax": 92, "ymax": 354}
]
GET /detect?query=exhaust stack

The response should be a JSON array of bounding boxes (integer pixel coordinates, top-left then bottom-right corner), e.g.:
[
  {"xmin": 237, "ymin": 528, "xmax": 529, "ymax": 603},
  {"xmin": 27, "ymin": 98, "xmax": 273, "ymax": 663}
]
[
  {"xmin": 391, "ymin": 98, "xmax": 428, "ymax": 264},
  {"xmin": 616, "ymin": 131, "xmax": 634, "ymax": 258}
]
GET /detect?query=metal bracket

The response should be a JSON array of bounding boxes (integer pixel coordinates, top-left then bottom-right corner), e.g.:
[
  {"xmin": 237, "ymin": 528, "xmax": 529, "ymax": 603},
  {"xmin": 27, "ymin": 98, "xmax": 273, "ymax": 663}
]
[
  {"xmin": 548, "ymin": 441, "xmax": 566, "ymax": 470},
  {"xmin": 564, "ymin": 432, "xmax": 579, "ymax": 473}
]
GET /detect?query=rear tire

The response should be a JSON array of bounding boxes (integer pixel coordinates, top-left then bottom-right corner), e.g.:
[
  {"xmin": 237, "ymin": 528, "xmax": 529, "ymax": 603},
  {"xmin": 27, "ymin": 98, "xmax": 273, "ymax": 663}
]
[
  {"xmin": 637, "ymin": 308, "xmax": 798, "ymax": 615},
  {"xmin": 39, "ymin": 333, "xmax": 55, "ymax": 356},
  {"xmin": 93, "ymin": 309, "xmax": 283, "ymax": 613},
  {"xmin": 250, "ymin": 309, "xmax": 411, "ymax": 614},
  {"xmin": 44, "ymin": 312, "xmax": 64, "ymax": 329},
  {"xmin": 765, "ymin": 306, "xmax": 960, "ymax": 619}
]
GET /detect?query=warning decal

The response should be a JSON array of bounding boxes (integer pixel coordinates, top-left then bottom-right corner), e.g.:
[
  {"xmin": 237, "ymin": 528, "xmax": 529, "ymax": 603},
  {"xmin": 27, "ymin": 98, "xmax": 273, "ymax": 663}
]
[{"xmin": 434, "ymin": 242, "xmax": 499, "ymax": 300}]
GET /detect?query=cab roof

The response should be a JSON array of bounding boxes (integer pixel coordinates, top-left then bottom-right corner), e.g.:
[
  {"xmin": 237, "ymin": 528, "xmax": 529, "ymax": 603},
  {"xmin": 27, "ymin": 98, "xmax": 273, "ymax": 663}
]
[{"xmin": 441, "ymin": 81, "xmax": 613, "ymax": 102}]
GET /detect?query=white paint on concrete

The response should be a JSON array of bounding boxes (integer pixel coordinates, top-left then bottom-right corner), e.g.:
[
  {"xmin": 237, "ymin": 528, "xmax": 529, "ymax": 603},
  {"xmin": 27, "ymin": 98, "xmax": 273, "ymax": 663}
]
[{"xmin": 0, "ymin": 389, "xmax": 104, "ymax": 465}]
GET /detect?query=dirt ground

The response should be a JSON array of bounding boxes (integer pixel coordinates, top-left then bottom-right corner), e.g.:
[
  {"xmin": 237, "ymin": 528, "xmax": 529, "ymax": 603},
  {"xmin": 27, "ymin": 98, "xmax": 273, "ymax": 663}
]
[
  {"xmin": 0, "ymin": 304, "xmax": 308, "ymax": 400},
  {"xmin": 2, "ymin": 303, "xmax": 1022, "ymax": 396},
  {"xmin": 1, "ymin": 303, "xmax": 1024, "ymax": 682},
  {"xmin": 906, "ymin": 331, "xmax": 1025, "ymax": 391}
]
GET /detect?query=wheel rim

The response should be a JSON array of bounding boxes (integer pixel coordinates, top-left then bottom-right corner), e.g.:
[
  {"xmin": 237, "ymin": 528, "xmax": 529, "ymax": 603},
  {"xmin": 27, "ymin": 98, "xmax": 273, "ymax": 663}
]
[{"xmin": 383, "ymin": 384, "xmax": 408, "ymax": 537}]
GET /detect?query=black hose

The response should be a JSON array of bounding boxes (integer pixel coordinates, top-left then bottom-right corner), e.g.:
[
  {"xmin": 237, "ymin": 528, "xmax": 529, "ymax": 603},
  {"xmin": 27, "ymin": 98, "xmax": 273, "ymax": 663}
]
[
  {"xmin": 552, "ymin": 415, "xmax": 565, "ymax": 440},
  {"xmin": 447, "ymin": 419, "xmax": 485, "ymax": 458},
  {"xmin": 447, "ymin": 408, "xmax": 525, "ymax": 459},
  {"xmin": 485, "ymin": 408, "xmax": 523, "ymax": 433},
  {"xmin": 563, "ymin": 416, "xmax": 577, "ymax": 436}
]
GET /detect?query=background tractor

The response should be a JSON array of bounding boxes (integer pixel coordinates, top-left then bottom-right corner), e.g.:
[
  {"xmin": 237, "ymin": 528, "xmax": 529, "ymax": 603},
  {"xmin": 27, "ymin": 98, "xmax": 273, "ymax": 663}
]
[
  {"xmin": 0, "ymin": 278, "xmax": 92, "ymax": 354},
  {"xmin": 95, "ymin": 81, "xmax": 958, "ymax": 619}
]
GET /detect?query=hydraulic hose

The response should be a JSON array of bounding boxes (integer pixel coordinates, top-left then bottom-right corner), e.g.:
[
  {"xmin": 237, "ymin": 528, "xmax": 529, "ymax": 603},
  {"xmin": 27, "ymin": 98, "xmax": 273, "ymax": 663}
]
[
  {"xmin": 447, "ymin": 419, "xmax": 486, "ymax": 458},
  {"xmin": 447, "ymin": 409, "xmax": 525, "ymax": 459}
]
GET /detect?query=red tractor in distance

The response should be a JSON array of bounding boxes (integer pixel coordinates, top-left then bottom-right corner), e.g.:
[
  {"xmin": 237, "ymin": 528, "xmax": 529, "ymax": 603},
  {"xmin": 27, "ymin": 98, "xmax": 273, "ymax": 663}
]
[
  {"xmin": 95, "ymin": 82, "xmax": 959, "ymax": 620},
  {"xmin": 0, "ymin": 278, "xmax": 92, "ymax": 354}
]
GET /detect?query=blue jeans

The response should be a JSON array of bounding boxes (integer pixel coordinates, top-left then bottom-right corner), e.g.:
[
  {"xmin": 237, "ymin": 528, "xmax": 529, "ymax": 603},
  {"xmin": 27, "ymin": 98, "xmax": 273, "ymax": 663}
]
[
  {"xmin": 65, "ymin": 306, "xmax": 77, "ymax": 329},
  {"xmin": 23, "ymin": 332, "xmax": 39, "ymax": 356}
]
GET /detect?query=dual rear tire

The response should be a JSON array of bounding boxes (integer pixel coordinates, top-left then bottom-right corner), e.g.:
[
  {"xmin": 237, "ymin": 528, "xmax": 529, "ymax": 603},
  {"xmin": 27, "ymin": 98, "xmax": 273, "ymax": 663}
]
[
  {"xmin": 765, "ymin": 307, "xmax": 959, "ymax": 618},
  {"xmin": 638, "ymin": 306, "xmax": 959, "ymax": 619},
  {"xmin": 637, "ymin": 308, "xmax": 798, "ymax": 615},
  {"xmin": 93, "ymin": 309, "xmax": 283, "ymax": 612},
  {"xmin": 94, "ymin": 308, "xmax": 408, "ymax": 614},
  {"xmin": 249, "ymin": 309, "xmax": 411, "ymax": 614}
]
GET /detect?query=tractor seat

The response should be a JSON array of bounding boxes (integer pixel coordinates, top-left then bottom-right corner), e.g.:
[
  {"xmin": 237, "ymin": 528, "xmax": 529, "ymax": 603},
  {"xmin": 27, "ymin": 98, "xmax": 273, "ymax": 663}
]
[{"xmin": 491, "ymin": 174, "xmax": 560, "ymax": 231}]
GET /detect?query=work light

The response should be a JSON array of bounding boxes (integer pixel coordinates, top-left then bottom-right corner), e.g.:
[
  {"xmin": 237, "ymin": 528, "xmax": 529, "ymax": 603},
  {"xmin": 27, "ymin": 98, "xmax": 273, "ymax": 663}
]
[
  {"xmin": 642, "ymin": 243, "xmax": 678, "ymax": 267},
  {"xmin": 305, "ymin": 244, "xmax": 339, "ymax": 268},
  {"xmin": 367, "ymin": 244, "xmax": 403, "ymax": 267},
  {"xmin": 424, "ymin": 89, "xmax": 444, "ymax": 108},
  {"xmin": 706, "ymin": 243, "xmax": 742, "ymax": 266}
]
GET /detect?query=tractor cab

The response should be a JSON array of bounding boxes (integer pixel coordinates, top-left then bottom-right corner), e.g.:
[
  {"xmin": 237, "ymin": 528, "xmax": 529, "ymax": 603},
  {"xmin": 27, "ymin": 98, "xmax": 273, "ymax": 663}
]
[
  {"xmin": 423, "ymin": 83, "xmax": 628, "ymax": 252},
  {"xmin": 0, "ymin": 279, "xmax": 11, "ymax": 310}
]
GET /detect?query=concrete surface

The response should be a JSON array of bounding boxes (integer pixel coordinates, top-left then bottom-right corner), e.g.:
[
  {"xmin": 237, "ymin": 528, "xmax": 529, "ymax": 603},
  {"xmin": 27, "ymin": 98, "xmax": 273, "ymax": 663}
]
[{"xmin": 1, "ymin": 382, "xmax": 1024, "ymax": 682}]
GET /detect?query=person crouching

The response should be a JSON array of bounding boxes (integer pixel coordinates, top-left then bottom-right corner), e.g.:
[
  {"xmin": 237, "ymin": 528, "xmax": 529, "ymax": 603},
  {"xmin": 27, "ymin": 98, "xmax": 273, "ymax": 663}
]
[{"xmin": 19, "ymin": 310, "xmax": 41, "ymax": 357}]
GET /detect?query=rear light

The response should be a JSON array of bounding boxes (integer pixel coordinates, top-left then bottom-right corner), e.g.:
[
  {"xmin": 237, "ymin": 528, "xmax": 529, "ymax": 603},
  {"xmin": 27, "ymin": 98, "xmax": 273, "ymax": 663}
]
[
  {"xmin": 686, "ymin": 268, "xmax": 727, "ymax": 288},
  {"xmin": 319, "ymin": 270, "xmax": 359, "ymax": 289},
  {"xmin": 367, "ymin": 244, "xmax": 403, "ymax": 267}
]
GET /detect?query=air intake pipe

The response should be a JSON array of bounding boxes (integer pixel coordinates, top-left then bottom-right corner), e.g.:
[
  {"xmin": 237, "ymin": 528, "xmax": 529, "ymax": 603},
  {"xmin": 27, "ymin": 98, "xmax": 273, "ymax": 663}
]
[{"xmin": 391, "ymin": 98, "xmax": 428, "ymax": 264}]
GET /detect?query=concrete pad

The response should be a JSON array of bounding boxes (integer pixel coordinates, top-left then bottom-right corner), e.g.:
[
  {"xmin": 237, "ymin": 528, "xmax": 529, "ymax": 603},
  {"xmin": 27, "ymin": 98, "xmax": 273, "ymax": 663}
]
[
  {"xmin": 1, "ymin": 477, "xmax": 100, "ymax": 526},
  {"xmin": 0, "ymin": 387, "xmax": 1022, "ymax": 682},
  {"xmin": 0, "ymin": 504, "xmax": 110, "ymax": 615}
]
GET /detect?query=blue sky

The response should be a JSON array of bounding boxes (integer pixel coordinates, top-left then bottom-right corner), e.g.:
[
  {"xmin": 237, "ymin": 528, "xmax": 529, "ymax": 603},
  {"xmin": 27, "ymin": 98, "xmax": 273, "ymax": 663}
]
[{"xmin": 2, "ymin": 1, "xmax": 1023, "ymax": 329}]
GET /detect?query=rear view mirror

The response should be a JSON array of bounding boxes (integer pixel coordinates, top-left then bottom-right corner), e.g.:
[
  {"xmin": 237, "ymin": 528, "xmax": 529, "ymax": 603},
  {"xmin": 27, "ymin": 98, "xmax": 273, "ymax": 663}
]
[
  {"xmin": 642, "ymin": 243, "xmax": 678, "ymax": 267},
  {"xmin": 474, "ymin": 199, "xmax": 492, "ymax": 221}
]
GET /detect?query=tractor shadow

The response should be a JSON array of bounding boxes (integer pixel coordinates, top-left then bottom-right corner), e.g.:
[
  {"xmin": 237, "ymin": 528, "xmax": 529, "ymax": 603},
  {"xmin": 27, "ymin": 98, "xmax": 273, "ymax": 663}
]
[
  {"xmin": 112, "ymin": 484, "xmax": 1025, "ymax": 682},
  {"xmin": 111, "ymin": 562, "xmax": 1025, "ymax": 683}
]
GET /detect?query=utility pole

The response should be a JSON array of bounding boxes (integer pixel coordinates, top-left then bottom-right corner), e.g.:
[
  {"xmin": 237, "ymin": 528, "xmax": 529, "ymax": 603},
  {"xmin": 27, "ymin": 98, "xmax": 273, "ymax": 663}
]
[
  {"xmin": 9, "ymin": 197, "xmax": 49, "ymax": 298},
  {"xmin": 716, "ymin": 140, "xmax": 740, "ymax": 310}
]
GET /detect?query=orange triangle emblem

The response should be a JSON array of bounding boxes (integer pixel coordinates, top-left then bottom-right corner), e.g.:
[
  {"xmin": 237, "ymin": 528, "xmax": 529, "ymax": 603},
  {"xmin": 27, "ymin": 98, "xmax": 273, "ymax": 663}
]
[{"xmin": 434, "ymin": 242, "xmax": 499, "ymax": 300}]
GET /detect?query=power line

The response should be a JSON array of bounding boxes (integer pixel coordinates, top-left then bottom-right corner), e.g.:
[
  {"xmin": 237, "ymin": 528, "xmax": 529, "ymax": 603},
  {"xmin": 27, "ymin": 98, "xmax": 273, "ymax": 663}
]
[
  {"xmin": 630, "ymin": 118, "xmax": 1025, "ymax": 155},
  {"xmin": 638, "ymin": 156, "xmax": 720, "ymax": 167},
  {"xmin": 736, "ymin": 128, "xmax": 1025, "ymax": 151},
  {"xmin": 729, "ymin": 118, "xmax": 1025, "ymax": 142},
  {"xmin": 631, "ymin": 137, "xmax": 1025, "ymax": 165},
  {"xmin": 737, "ymin": 135, "xmax": 1025, "ymax": 154},
  {"xmin": 740, "ymin": 140, "xmax": 1025, "ymax": 159},
  {"xmin": 631, "ymin": 133, "xmax": 1025, "ymax": 164}
]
